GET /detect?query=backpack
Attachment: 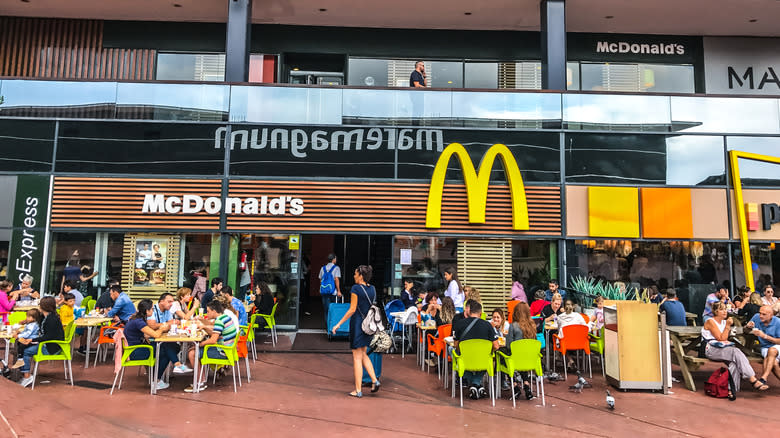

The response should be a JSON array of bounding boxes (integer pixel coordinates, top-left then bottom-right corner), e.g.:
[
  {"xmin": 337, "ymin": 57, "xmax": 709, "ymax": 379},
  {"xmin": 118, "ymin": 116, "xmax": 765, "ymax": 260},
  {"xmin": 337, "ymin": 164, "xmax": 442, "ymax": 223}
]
[
  {"xmin": 357, "ymin": 285, "xmax": 384, "ymax": 335},
  {"xmin": 704, "ymin": 367, "xmax": 736, "ymax": 399},
  {"xmin": 319, "ymin": 264, "xmax": 337, "ymax": 295}
]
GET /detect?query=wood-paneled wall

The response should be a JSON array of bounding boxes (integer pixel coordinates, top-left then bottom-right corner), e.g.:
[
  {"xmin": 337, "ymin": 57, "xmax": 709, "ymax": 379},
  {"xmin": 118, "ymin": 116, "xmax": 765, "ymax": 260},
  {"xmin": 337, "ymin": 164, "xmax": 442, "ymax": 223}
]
[{"xmin": 0, "ymin": 16, "xmax": 155, "ymax": 80}]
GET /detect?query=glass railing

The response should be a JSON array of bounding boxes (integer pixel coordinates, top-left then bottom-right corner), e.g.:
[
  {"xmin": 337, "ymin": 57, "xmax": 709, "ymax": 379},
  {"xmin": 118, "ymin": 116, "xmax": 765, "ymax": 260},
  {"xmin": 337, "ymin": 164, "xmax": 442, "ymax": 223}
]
[{"xmin": 1, "ymin": 79, "xmax": 779, "ymax": 133}]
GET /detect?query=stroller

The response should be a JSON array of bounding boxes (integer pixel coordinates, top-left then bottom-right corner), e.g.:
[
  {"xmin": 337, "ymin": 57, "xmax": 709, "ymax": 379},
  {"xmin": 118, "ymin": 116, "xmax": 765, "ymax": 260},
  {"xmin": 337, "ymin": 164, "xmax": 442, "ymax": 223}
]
[{"xmin": 384, "ymin": 299, "xmax": 417, "ymax": 355}]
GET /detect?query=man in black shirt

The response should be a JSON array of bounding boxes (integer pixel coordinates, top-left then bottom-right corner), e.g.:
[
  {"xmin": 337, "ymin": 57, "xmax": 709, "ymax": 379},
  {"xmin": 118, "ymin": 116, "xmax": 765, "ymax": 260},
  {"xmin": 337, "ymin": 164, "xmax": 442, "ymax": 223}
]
[
  {"xmin": 409, "ymin": 61, "xmax": 426, "ymax": 88},
  {"xmin": 453, "ymin": 299, "xmax": 499, "ymax": 399}
]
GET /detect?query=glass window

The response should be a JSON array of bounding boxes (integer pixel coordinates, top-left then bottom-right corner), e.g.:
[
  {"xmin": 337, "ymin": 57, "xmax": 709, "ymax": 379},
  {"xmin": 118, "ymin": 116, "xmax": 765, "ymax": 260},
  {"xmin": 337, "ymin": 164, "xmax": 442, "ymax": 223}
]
[
  {"xmin": 565, "ymin": 133, "xmax": 725, "ymax": 185},
  {"xmin": 566, "ymin": 240, "xmax": 728, "ymax": 318},
  {"xmin": 239, "ymin": 234, "xmax": 299, "ymax": 327},
  {"xmin": 579, "ymin": 63, "xmax": 694, "ymax": 93},
  {"xmin": 671, "ymin": 96, "xmax": 780, "ymax": 134},
  {"xmin": 513, "ymin": 240, "xmax": 553, "ymax": 293},
  {"xmin": 464, "ymin": 62, "xmax": 498, "ymax": 89},
  {"xmin": 566, "ymin": 62, "xmax": 580, "ymax": 91},
  {"xmin": 347, "ymin": 58, "xmax": 462, "ymax": 88},
  {"xmin": 156, "ymin": 53, "xmax": 225, "ymax": 82},
  {"xmin": 727, "ymin": 136, "xmax": 780, "ymax": 187},
  {"xmin": 392, "ymin": 236, "xmax": 457, "ymax": 296},
  {"xmin": 0, "ymin": 119, "xmax": 54, "ymax": 172},
  {"xmin": 48, "ymin": 233, "xmax": 98, "ymax": 295},
  {"xmin": 733, "ymin": 243, "xmax": 777, "ymax": 292},
  {"xmin": 397, "ymin": 130, "xmax": 560, "ymax": 183},
  {"xmin": 428, "ymin": 61, "xmax": 463, "ymax": 88},
  {"xmin": 498, "ymin": 62, "xmax": 542, "ymax": 90},
  {"xmin": 115, "ymin": 82, "xmax": 229, "ymax": 121},
  {"xmin": 55, "ymin": 121, "xmax": 225, "ymax": 175}
]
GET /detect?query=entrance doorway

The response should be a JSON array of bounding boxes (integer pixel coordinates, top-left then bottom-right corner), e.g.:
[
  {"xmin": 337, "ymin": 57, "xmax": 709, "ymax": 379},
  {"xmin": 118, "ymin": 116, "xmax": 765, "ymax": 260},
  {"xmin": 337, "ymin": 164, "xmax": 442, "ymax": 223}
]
[{"xmin": 299, "ymin": 234, "xmax": 392, "ymax": 331}]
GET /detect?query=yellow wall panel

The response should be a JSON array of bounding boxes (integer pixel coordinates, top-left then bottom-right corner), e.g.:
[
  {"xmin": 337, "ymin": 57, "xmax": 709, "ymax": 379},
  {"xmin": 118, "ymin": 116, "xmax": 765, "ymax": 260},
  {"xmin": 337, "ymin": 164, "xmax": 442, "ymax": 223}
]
[{"xmin": 588, "ymin": 186, "xmax": 639, "ymax": 238}]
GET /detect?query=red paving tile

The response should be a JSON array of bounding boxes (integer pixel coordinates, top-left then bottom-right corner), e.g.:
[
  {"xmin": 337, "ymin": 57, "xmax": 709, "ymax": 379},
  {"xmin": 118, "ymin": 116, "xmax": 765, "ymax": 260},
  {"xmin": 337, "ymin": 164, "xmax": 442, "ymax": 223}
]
[{"xmin": 2, "ymin": 345, "xmax": 780, "ymax": 438}]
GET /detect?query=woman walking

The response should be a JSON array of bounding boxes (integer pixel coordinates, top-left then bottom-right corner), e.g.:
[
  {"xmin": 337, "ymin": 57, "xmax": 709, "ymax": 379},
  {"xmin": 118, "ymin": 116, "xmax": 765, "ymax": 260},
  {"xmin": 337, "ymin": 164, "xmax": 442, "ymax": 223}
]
[{"xmin": 331, "ymin": 265, "xmax": 381, "ymax": 398}]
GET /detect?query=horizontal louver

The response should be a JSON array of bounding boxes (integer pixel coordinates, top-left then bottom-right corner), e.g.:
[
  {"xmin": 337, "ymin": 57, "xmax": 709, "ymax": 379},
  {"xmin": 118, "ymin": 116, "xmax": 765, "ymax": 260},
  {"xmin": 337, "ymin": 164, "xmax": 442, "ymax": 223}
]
[{"xmin": 458, "ymin": 239, "xmax": 513, "ymax": 313}]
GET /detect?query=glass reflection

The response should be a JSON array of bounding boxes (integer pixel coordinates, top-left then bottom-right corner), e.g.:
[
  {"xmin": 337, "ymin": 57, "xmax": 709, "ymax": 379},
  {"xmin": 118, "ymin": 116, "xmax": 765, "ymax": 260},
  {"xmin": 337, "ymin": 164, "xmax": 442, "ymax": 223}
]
[
  {"xmin": 451, "ymin": 91, "xmax": 561, "ymax": 128},
  {"xmin": 563, "ymin": 94, "xmax": 671, "ymax": 131},
  {"xmin": 116, "ymin": 83, "xmax": 229, "ymax": 121},
  {"xmin": 727, "ymin": 136, "xmax": 780, "ymax": 186},
  {"xmin": 230, "ymin": 86, "xmax": 342, "ymax": 124},
  {"xmin": 342, "ymin": 88, "xmax": 452, "ymax": 124},
  {"xmin": 671, "ymin": 97, "xmax": 780, "ymax": 134},
  {"xmin": 0, "ymin": 80, "xmax": 116, "ymax": 118}
]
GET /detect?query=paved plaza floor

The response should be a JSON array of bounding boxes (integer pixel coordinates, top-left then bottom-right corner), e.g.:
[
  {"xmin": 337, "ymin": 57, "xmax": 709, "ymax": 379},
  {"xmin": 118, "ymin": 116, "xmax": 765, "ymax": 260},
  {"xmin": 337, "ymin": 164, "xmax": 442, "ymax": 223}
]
[{"xmin": 2, "ymin": 339, "xmax": 780, "ymax": 437}]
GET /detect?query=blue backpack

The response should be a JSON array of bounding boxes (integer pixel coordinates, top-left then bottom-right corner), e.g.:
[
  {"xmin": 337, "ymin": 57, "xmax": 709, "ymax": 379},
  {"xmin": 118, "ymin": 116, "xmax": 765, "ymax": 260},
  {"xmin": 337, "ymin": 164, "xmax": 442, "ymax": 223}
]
[{"xmin": 320, "ymin": 264, "xmax": 337, "ymax": 295}]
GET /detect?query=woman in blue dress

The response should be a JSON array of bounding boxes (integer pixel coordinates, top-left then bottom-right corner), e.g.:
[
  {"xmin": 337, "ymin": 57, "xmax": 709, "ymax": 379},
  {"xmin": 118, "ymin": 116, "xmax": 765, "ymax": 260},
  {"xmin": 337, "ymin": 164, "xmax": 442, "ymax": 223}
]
[{"xmin": 332, "ymin": 265, "xmax": 381, "ymax": 398}]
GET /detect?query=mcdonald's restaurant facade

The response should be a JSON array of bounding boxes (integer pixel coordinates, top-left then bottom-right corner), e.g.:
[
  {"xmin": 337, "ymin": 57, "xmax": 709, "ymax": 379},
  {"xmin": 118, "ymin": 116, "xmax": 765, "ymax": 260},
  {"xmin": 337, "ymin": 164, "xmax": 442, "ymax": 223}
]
[{"xmin": 2, "ymin": 112, "xmax": 780, "ymax": 331}]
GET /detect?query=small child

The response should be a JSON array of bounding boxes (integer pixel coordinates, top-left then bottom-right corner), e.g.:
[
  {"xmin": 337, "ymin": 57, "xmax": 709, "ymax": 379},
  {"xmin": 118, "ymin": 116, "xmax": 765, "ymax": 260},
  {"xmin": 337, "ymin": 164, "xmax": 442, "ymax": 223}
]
[
  {"xmin": 12, "ymin": 309, "xmax": 42, "ymax": 369},
  {"xmin": 592, "ymin": 295, "xmax": 605, "ymax": 335},
  {"xmin": 58, "ymin": 292, "xmax": 76, "ymax": 327}
]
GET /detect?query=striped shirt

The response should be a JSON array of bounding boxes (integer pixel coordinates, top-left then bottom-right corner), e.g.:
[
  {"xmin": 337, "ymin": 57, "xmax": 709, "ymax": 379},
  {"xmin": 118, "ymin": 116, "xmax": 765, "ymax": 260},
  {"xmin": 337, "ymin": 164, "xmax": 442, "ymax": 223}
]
[{"xmin": 213, "ymin": 313, "xmax": 237, "ymax": 347}]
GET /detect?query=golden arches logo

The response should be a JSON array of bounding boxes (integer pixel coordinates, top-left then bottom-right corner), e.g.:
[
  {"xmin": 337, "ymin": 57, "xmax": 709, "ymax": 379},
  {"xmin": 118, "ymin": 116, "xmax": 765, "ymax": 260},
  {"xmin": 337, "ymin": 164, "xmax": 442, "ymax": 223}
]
[{"xmin": 425, "ymin": 143, "xmax": 530, "ymax": 230}]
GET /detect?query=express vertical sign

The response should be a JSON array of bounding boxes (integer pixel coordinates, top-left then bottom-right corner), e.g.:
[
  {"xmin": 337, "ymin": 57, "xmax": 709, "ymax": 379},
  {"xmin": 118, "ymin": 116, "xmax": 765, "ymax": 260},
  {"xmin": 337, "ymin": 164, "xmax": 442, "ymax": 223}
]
[{"xmin": 8, "ymin": 175, "xmax": 49, "ymax": 290}]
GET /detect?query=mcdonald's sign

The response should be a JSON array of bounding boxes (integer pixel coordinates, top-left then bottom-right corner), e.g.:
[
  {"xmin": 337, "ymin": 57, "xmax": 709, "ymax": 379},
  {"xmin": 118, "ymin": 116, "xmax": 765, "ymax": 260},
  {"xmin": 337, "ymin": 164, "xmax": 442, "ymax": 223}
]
[{"xmin": 425, "ymin": 143, "xmax": 530, "ymax": 230}]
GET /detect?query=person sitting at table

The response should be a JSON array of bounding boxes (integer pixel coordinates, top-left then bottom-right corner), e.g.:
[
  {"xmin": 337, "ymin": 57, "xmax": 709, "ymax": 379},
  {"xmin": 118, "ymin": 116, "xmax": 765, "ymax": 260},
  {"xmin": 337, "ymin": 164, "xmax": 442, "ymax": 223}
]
[
  {"xmin": 124, "ymin": 299, "xmax": 180, "ymax": 391},
  {"xmin": 15, "ymin": 275, "xmax": 39, "ymax": 302},
  {"xmin": 57, "ymin": 293, "xmax": 76, "ymax": 328},
  {"xmin": 464, "ymin": 286, "xmax": 481, "ymax": 306},
  {"xmin": 451, "ymin": 300, "xmax": 470, "ymax": 326},
  {"xmin": 490, "ymin": 308, "xmax": 509, "ymax": 339},
  {"xmin": 200, "ymin": 277, "xmax": 223, "ymax": 312},
  {"xmin": 438, "ymin": 297, "xmax": 456, "ymax": 326},
  {"xmin": 702, "ymin": 301, "xmax": 767, "ymax": 394},
  {"xmin": 250, "ymin": 281, "xmax": 275, "ymax": 329},
  {"xmin": 216, "ymin": 293, "xmax": 240, "ymax": 332},
  {"xmin": 0, "ymin": 280, "xmax": 20, "ymax": 323},
  {"xmin": 660, "ymin": 288, "xmax": 687, "ymax": 326},
  {"xmin": 648, "ymin": 285, "xmax": 664, "ymax": 304},
  {"xmin": 746, "ymin": 305, "xmax": 780, "ymax": 386},
  {"xmin": 56, "ymin": 280, "xmax": 84, "ymax": 308},
  {"xmin": 221, "ymin": 286, "xmax": 247, "ymax": 326},
  {"xmin": 96, "ymin": 279, "xmax": 118, "ymax": 312},
  {"xmin": 147, "ymin": 292, "xmax": 175, "ymax": 330},
  {"xmin": 401, "ymin": 278, "xmax": 417, "ymax": 309},
  {"xmin": 18, "ymin": 296, "xmax": 64, "ymax": 388},
  {"xmin": 761, "ymin": 284, "xmax": 778, "ymax": 307},
  {"xmin": 733, "ymin": 285, "xmax": 751, "ymax": 308},
  {"xmin": 10, "ymin": 309, "xmax": 42, "ymax": 369},
  {"xmin": 529, "ymin": 290, "xmax": 549, "ymax": 317},
  {"xmin": 556, "ymin": 299, "xmax": 589, "ymax": 372},
  {"xmin": 703, "ymin": 285, "xmax": 732, "ymax": 322},
  {"xmin": 107, "ymin": 285, "xmax": 135, "ymax": 325},
  {"xmin": 738, "ymin": 292, "xmax": 763, "ymax": 321},
  {"xmin": 538, "ymin": 293, "xmax": 563, "ymax": 332},
  {"xmin": 171, "ymin": 287, "xmax": 200, "ymax": 320},
  {"xmin": 453, "ymin": 299, "xmax": 499, "ymax": 400},
  {"xmin": 591, "ymin": 295, "xmax": 605, "ymax": 335},
  {"xmin": 505, "ymin": 302, "xmax": 538, "ymax": 400},
  {"xmin": 185, "ymin": 299, "xmax": 237, "ymax": 393},
  {"xmin": 421, "ymin": 291, "xmax": 441, "ymax": 324}
]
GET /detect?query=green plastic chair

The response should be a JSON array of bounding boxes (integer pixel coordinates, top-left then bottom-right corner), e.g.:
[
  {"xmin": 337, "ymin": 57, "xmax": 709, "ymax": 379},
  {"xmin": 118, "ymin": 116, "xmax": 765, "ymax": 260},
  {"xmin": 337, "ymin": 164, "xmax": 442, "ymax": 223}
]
[
  {"xmin": 257, "ymin": 303, "xmax": 278, "ymax": 347},
  {"xmin": 31, "ymin": 321, "xmax": 76, "ymax": 389},
  {"xmin": 85, "ymin": 298, "xmax": 96, "ymax": 314},
  {"xmin": 589, "ymin": 327, "xmax": 606, "ymax": 377},
  {"xmin": 450, "ymin": 339, "xmax": 496, "ymax": 407},
  {"xmin": 110, "ymin": 338, "xmax": 156, "ymax": 395},
  {"xmin": 9, "ymin": 311, "xmax": 26, "ymax": 325},
  {"xmin": 200, "ymin": 343, "xmax": 239, "ymax": 392},
  {"xmin": 240, "ymin": 313, "xmax": 259, "ymax": 360},
  {"xmin": 496, "ymin": 339, "xmax": 545, "ymax": 407}
]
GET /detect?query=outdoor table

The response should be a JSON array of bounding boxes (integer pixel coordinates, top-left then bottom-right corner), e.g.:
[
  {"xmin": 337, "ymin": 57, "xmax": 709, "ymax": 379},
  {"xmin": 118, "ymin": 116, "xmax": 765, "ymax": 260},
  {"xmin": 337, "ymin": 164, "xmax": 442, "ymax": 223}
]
[
  {"xmin": 13, "ymin": 304, "xmax": 38, "ymax": 312},
  {"xmin": 667, "ymin": 325, "xmax": 745, "ymax": 392},
  {"xmin": 390, "ymin": 311, "xmax": 414, "ymax": 358},
  {"xmin": 416, "ymin": 323, "xmax": 437, "ymax": 372},
  {"xmin": 74, "ymin": 316, "xmax": 111, "ymax": 369},
  {"xmin": 1, "ymin": 329, "xmax": 13, "ymax": 365},
  {"xmin": 685, "ymin": 312, "xmax": 698, "ymax": 326},
  {"xmin": 151, "ymin": 330, "xmax": 205, "ymax": 394}
]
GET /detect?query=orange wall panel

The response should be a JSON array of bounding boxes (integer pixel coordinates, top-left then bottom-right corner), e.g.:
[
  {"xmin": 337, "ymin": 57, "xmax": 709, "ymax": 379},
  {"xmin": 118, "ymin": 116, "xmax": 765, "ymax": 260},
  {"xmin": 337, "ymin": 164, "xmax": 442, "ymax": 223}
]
[{"xmin": 641, "ymin": 188, "xmax": 693, "ymax": 239}]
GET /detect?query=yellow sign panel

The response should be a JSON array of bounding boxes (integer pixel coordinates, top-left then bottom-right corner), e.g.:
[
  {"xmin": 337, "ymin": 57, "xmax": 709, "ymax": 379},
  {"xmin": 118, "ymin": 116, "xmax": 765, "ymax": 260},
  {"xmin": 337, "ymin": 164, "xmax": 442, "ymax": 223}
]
[
  {"xmin": 425, "ymin": 143, "xmax": 529, "ymax": 230},
  {"xmin": 288, "ymin": 234, "xmax": 300, "ymax": 250}
]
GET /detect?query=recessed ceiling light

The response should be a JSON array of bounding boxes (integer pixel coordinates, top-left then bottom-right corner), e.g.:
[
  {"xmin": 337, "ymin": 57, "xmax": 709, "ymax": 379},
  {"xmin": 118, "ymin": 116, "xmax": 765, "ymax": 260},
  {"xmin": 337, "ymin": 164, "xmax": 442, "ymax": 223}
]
[
  {"xmin": 605, "ymin": 15, "xmax": 614, "ymax": 19},
  {"xmin": 319, "ymin": 8, "xmax": 327, "ymax": 12},
  {"xmin": 173, "ymin": 3, "xmax": 182, "ymax": 7},
  {"xmin": 464, "ymin": 12, "xmax": 472, "ymax": 16},
  {"xmin": 749, "ymin": 18, "xmax": 758, "ymax": 22},
  {"xmin": 20, "ymin": 0, "xmax": 31, "ymax": 3}
]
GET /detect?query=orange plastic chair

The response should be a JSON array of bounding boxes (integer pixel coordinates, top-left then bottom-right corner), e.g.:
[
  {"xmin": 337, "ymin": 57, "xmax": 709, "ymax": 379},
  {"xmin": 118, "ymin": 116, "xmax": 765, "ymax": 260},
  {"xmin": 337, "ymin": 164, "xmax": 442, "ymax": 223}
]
[
  {"xmin": 93, "ymin": 324, "xmax": 122, "ymax": 366},
  {"xmin": 552, "ymin": 324, "xmax": 592, "ymax": 380},
  {"xmin": 580, "ymin": 313, "xmax": 590, "ymax": 323},
  {"xmin": 236, "ymin": 331, "xmax": 251, "ymax": 384},
  {"xmin": 507, "ymin": 301, "xmax": 520, "ymax": 323},
  {"xmin": 426, "ymin": 324, "xmax": 452, "ymax": 378}
]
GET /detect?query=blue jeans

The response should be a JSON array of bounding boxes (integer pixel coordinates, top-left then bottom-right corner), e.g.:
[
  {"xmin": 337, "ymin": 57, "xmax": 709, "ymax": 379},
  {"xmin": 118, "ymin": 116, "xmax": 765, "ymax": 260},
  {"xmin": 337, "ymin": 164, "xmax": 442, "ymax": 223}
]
[
  {"xmin": 322, "ymin": 294, "xmax": 337, "ymax": 326},
  {"xmin": 22, "ymin": 344, "xmax": 51, "ymax": 373},
  {"xmin": 463, "ymin": 370, "xmax": 485, "ymax": 387},
  {"xmin": 128, "ymin": 343, "xmax": 180, "ymax": 379}
]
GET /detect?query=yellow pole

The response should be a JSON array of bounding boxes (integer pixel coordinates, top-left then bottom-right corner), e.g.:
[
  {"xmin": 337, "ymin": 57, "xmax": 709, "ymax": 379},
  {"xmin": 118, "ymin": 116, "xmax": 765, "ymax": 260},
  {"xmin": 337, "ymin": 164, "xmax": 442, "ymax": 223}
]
[{"xmin": 729, "ymin": 150, "xmax": 754, "ymax": 290}]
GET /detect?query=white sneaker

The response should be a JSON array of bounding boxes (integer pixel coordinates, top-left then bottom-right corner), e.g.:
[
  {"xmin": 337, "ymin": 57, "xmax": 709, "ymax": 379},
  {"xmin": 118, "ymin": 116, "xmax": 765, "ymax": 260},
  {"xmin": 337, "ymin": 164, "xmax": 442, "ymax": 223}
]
[
  {"xmin": 155, "ymin": 380, "xmax": 170, "ymax": 390},
  {"xmin": 19, "ymin": 376, "xmax": 34, "ymax": 388},
  {"xmin": 173, "ymin": 364, "xmax": 193, "ymax": 374}
]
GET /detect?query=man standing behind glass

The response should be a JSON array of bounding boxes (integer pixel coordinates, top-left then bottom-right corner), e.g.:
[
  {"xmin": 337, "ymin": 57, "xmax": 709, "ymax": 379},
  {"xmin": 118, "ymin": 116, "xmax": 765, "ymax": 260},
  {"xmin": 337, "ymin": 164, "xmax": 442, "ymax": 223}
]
[{"xmin": 409, "ymin": 61, "xmax": 426, "ymax": 87}]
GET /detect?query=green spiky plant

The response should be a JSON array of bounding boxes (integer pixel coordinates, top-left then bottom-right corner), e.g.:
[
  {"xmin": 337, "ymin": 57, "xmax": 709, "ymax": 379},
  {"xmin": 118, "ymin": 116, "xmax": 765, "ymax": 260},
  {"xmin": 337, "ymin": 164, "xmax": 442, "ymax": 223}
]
[{"xmin": 568, "ymin": 275, "xmax": 630, "ymax": 307}]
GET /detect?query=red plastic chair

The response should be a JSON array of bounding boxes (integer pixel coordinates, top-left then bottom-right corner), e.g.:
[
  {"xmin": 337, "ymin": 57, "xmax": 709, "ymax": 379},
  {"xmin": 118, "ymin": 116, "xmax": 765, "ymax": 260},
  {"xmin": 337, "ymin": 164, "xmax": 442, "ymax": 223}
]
[
  {"xmin": 552, "ymin": 324, "xmax": 592, "ymax": 380},
  {"xmin": 426, "ymin": 324, "xmax": 452, "ymax": 378},
  {"xmin": 507, "ymin": 300, "xmax": 520, "ymax": 323}
]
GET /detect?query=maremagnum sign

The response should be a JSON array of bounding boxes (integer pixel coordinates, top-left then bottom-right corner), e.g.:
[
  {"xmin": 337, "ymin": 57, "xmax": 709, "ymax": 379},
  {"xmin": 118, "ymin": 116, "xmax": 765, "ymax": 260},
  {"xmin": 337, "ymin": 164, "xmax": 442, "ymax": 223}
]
[{"xmin": 7, "ymin": 175, "xmax": 49, "ymax": 290}]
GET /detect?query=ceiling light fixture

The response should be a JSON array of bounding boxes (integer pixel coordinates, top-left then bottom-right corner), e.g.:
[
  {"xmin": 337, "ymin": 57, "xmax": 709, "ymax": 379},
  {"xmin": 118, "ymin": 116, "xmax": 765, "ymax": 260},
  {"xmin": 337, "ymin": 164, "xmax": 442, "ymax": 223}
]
[
  {"xmin": 319, "ymin": 8, "xmax": 327, "ymax": 12},
  {"xmin": 173, "ymin": 3, "xmax": 182, "ymax": 7},
  {"xmin": 20, "ymin": 0, "xmax": 31, "ymax": 3},
  {"xmin": 749, "ymin": 18, "xmax": 757, "ymax": 22},
  {"xmin": 464, "ymin": 12, "xmax": 472, "ymax": 15},
  {"xmin": 605, "ymin": 15, "xmax": 614, "ymax": 19}
]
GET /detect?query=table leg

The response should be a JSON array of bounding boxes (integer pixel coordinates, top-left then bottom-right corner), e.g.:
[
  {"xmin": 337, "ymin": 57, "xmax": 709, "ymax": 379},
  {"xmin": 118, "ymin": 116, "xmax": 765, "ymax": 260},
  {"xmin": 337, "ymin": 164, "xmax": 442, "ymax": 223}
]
[
  {"xmin": 670, "ymin": 333, "xmax": 695, "ymax": 392},
  {"xmin": 193, "ymin": 342, "xmax": 200, "ymax": 394},
  {"xmin": 401, "ymin": 325, "xmax": 405, "ymax": 359},
  {"xmin": 153, "ymin": 342, "xmax": 161, "ymax": 395},
  {"xmin": 84, "ymin": 326, "xmax": 92, "ymax": 369},
  {"xmin": 444, "ymin": 346, "xmax": 449, "ymax": 388}
]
